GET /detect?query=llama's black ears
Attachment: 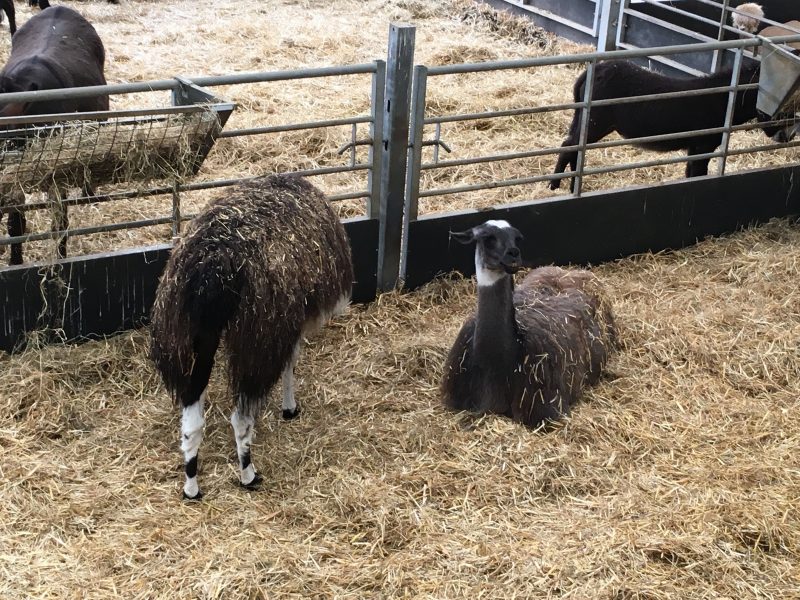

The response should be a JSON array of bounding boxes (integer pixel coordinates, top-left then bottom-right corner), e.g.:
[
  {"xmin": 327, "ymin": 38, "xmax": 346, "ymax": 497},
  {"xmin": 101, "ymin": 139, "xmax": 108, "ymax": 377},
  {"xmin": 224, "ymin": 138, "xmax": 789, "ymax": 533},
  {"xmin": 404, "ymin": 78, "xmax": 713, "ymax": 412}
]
[{"xmin": 449, "ymin": 229, "xmax": 475, "ymax": 245}]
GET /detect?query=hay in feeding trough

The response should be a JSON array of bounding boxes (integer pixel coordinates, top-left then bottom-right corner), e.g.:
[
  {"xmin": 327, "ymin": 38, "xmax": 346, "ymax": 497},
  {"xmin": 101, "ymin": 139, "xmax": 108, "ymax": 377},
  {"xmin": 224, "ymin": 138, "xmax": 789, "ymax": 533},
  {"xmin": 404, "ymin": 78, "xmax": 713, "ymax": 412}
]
[{"xmin": 0, "ymin": 107, "xmax": 223, "ymax": 194}]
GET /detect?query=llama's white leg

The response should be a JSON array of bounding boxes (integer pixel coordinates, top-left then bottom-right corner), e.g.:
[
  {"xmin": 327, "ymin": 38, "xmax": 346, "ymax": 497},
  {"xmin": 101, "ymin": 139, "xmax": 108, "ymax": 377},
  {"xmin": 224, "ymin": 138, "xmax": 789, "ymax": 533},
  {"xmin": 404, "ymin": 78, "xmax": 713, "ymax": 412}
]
[
  {"xmin": 281, "ymin": 343, "xmax": 301, "ymax": 420},
  {"xmin": 180, "ymin": 390, "xmax": 206, "ymax": 500},
  {"xmin": 231, "ymin": 406, "xmax": 261, "ymax": 488}
]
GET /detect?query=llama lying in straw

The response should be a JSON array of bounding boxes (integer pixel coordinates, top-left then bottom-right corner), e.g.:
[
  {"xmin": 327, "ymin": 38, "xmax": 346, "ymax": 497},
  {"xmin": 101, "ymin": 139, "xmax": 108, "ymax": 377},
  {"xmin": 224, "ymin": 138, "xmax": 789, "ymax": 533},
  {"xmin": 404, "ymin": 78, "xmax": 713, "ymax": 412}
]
[
  {"xmin": 150, "ymin": 174, "xmax": 353, "ymax": 500},
  {"xmin": 441, "ymin": 220, "xmax": 617, "ymax": 428}
]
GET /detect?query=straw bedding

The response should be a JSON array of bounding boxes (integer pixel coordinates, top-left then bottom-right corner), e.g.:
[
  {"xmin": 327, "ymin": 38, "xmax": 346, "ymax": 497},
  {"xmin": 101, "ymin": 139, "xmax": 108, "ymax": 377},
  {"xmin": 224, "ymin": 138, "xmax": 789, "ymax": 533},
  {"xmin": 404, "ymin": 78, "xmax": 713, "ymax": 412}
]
[
  {"xmin": 2, "ymin": 216, "xmax": 799, "ymax": 598},
  {"xmin": 1, "ymin": 2, "xmax": 799, "ymax": 596}
]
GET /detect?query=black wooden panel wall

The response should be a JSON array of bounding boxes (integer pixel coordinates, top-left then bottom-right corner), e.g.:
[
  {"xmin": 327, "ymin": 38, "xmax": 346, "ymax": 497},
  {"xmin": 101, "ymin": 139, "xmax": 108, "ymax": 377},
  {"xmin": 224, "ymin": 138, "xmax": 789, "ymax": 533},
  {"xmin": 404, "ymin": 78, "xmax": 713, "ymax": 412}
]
[
  {"xmin": 404, "ymin": 166, "xmax": 800, "ymax": 289},
  {"xmin": 5, "ymin": 166, "xmax": 800, "ymax": 351},
  {"xmin": 0, "ymin": 217, "xmax": 378, "ymax": 352},
  {"xmin": 635, "ymin": 1, "xmax": 800, "ymax": 40}
]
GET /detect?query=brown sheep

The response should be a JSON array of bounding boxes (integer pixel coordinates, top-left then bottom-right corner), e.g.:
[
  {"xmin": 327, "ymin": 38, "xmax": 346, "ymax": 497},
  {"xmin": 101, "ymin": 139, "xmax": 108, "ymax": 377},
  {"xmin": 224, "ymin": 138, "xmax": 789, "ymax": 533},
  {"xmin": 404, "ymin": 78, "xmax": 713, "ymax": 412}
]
[
  {"xmin": 0, "ymin": 4, "xmax": 109, "ymax": 264},
  {"xmin": 758, "ymin": 20, "xmax": 800, "ymax": 52}
]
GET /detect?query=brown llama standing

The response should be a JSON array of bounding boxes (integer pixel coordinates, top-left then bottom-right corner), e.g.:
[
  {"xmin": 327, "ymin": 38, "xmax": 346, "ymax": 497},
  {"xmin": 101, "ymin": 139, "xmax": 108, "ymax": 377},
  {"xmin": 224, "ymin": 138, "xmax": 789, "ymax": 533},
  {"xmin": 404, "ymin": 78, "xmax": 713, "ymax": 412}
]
[{"xmin": 150, "ymin": 174, "xmax": 353, "ymax": 500}]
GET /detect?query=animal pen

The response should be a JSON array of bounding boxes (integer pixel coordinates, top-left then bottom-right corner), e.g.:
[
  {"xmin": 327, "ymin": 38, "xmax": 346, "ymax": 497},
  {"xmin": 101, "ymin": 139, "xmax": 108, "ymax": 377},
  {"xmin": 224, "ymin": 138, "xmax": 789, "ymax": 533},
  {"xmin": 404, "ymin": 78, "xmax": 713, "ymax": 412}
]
[
  {"xmin": 3, "ymin": 17, "xmax": 800, "ymax": 350},
  {"xmin": 1, "ymin": 1, "xmax": 799, "ymax": 598}
]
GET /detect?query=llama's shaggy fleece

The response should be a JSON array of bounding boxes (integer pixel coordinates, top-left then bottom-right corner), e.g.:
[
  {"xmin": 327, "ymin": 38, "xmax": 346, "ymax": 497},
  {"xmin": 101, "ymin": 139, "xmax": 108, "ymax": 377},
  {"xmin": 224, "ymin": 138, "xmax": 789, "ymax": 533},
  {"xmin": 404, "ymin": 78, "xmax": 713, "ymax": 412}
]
[
  {"xmin": 442, "ymin": 266, "xmax": 617, "ymax": 427},
  {"xmin": 731, "ymin": 3, "xmax": 764, "ymax": 33},
  {"xmin": 149, "ymin": 174, "xmax": 353, "ymax": 413}
]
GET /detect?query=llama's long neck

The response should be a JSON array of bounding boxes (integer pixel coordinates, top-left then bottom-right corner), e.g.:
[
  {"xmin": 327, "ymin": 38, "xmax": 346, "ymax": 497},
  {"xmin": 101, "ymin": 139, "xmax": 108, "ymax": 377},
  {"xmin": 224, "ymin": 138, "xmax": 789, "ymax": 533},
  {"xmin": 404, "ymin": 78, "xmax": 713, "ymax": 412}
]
[{"xmin": 473, "ymin": 270, "xmax": 517, "ymax": 366}]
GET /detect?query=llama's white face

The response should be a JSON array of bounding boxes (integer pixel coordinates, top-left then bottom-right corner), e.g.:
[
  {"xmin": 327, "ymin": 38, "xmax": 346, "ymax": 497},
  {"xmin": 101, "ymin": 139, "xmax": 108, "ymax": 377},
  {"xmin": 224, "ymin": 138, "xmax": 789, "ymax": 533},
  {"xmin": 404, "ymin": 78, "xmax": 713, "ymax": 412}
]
[{"xmin": 450, "ymin": 220, "xmax": 524, "ymax": 287}]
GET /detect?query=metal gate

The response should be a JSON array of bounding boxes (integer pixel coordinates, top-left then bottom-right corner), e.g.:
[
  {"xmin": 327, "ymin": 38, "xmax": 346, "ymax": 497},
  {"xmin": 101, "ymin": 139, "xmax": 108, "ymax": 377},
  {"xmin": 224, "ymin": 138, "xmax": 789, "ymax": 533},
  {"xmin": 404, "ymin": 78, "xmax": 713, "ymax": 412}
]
[
  {"xmin": 0, "ymin": 60, "xmax": 388, "ymax": 351},
  {"xmin": 400, "ymin": 34, "xmax": 800, "ymax": 288}
]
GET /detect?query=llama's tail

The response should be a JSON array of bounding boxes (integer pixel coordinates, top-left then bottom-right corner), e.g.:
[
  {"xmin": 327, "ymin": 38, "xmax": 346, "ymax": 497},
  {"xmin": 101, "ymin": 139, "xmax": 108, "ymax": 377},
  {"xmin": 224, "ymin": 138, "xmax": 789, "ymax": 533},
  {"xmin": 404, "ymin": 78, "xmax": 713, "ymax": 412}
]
[
  {"xmin": 181, "ymin": 253, "xmax": 243, "ymax": 335},
  {"xmin": 149, "ymin": 248, "xmax": 243, "ymax": 403}
]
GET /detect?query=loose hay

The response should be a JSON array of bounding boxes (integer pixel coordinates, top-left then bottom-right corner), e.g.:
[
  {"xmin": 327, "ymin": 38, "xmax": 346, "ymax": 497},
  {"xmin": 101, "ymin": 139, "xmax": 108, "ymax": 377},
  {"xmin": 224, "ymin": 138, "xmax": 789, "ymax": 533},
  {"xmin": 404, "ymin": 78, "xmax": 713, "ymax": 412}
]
[
  {"xmin": 459, "ymin": 0, "xmax": 559, "ymax": 51},
  {"xmin": 1, "ymin": 1, "xmax": 799, "ymax": 593},
  {"xmin": 1, "ymin": 217, "xmax": 799, "ymax": 598}
]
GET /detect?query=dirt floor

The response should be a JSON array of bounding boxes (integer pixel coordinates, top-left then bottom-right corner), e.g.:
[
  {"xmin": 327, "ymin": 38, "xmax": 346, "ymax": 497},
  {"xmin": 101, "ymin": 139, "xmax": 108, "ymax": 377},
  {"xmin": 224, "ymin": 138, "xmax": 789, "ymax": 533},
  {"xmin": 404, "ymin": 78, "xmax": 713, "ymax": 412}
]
[{"xmin": 1, "ymin": 1, "xmax": 799, "ymax": 598}]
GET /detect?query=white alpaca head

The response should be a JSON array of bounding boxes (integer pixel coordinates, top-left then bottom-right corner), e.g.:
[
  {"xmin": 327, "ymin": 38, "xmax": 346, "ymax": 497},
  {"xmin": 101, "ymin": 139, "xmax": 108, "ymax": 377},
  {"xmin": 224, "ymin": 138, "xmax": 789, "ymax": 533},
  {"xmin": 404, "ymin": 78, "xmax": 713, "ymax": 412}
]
[
  {"xmin": 731, "ymin": 3, "xmax": 764, "ymax": 33},
  {"xmin": 450, "ymin": 220, "xmax": 524, "ymax": 287}
]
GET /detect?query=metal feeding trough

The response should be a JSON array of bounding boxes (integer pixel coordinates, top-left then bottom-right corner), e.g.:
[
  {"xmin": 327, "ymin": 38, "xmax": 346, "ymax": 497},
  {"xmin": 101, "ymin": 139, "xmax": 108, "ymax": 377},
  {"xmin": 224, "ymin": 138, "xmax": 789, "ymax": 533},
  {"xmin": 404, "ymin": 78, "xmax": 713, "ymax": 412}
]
[
  {"xmin": 0, "ymin": 79, "xmax": 235, "ymax": 193},
  {"xmin": 757, "ymin": 41, "xmax": 800, "ymax": 117}
]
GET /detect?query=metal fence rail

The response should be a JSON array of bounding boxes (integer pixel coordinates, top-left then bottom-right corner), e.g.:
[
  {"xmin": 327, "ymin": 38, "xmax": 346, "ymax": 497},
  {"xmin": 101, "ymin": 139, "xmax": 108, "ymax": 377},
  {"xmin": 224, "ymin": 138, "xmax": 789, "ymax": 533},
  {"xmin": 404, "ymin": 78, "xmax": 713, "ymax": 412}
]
[
  {"xmin": 492, "ymin": 0, "xmax": 800, "ymax": 76},
  {"xmin": 0, "ymin": 61, "xmax": 386, "ymax": 263},
  {"xmin": 616, "ymin": 0, "xmax": 800, "ymax": 74},
  {"xmin": 499, "ymin": 0, "xmax": 600, "ymax": 37},
  {"xmin": 484, "ymin": 0, "xmax": 602, "ymax": 45},
  {"xmin": 401, "ymin": 34, "xmax": 800, "ymax": 279},
  {"xmin": 3, "ymin": 23, "xmax": 800, "ymax": 292}
]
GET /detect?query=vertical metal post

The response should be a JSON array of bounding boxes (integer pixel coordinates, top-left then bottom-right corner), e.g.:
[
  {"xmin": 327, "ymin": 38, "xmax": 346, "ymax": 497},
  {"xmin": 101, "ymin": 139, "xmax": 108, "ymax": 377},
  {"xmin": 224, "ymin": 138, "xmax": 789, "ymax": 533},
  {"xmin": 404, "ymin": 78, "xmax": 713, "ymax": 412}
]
[
  {"xmin": 367, "ymin": 60, "xmax": 386, "ymax": 219},
  {"xmin": 349, "ymin": 123, "xmax": 357, "ymax": 167},
  {"xmin": 717, "ymin": 48, "xmax": 743, "ymax": 176},
  {"xmin": 377, "ymin": 24, "xmax": 415, "ymax": 291},
  {"xmin": 614, "ymin": 0, "xmax": 631, "ymax": 49},
  {"xmin": 574, "ymin": 60, "xmax": 596, "ymax": 198},
  {"xmin": 400, "ymin": 65, "xmax": 427, "ymax": 281},
  {"xmin": 711, "ymin": 0, "xmax": 731, "ymax": 73},
  {"xmin": 591, "ymin": 0, "xmax": 603, "ymax": 38},
  {"xmin": 172, "ymin": 183, "xmax": 181, "ymax": 236},
  {"xmin": 597, "ymin": 0, "xmax": 622, "ymax": 51}
]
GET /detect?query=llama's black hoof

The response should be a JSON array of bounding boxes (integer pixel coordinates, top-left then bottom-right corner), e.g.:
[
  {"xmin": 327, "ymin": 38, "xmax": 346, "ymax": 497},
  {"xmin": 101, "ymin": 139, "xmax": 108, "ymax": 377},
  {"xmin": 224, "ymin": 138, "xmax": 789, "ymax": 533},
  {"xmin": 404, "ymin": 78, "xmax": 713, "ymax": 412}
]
[
  {"xmin": 240, "ymin": 472, "xmax": 263, "ymax": 491},
  {"xmin": 548, "ymin": 181, "xmax": 560, "ymax": 191},
  {"xmin": 282, "ymin": 407, "xmax": 301, "ymax": 420},
  {"xmin": 182, "ymin": 489, "xmax": 203, "ymax": 502}
]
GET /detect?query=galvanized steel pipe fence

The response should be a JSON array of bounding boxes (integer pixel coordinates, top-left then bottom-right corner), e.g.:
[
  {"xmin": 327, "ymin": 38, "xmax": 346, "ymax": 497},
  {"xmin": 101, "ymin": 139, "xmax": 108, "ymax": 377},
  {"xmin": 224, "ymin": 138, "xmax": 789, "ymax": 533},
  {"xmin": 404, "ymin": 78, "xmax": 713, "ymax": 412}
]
[
  {"xmin": 2, "ymin": 25, "xmax": 800, "ymax": 294},
  {"xmin": 613, "ymin": 0, "xmax": 800, "ymax": 75},
  {"xmin": 400, "ymin": 33, "xmax": 800, "ymax": 277},
  {"xmin": 0, "ymin": 61, "xmax": 385, "ymax": 257},
  {"xmin": 488, "ymin": 0, "xmax": 794, "ymax": 67}
]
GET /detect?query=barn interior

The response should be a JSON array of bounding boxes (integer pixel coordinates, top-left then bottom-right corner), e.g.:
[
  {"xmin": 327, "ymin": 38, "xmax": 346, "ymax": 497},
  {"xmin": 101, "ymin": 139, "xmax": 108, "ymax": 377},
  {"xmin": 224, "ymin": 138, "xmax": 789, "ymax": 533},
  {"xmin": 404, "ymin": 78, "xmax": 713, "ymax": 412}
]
[{"xmin": 0, "ymin": 1, "xmax": 798, "ymax": 597}]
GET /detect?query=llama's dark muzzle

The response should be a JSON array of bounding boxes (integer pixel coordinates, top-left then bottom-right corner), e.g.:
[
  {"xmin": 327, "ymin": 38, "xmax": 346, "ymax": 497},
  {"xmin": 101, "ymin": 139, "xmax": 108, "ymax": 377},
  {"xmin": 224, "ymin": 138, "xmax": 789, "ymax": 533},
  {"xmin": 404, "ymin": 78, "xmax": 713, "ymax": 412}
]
[
  {"xmin": 502, "ymin": 260, "xmax": 521, "ymax": 274},
  {"xmin": 502, "ymin": 248, "xmax": 521, "ymax": 273},
  {"xmin": 771, "ymin": 122, "xmax": 799, "ymax": 143}
]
